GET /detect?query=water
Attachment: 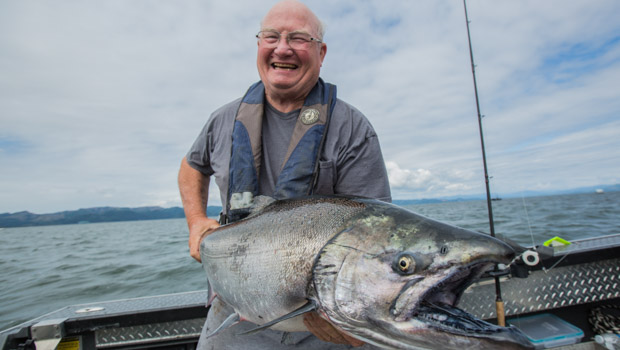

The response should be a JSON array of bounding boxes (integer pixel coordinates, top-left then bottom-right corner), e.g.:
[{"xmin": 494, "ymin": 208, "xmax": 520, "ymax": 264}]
[
  {"xmin": 1, "ymin": 192, "xmax": 618, "ymax": 331},
  {"xmin": 0, "ymin": 219, "xmax": 205, "ymax": 331},
  {"xmin": 408, "ymin": 191, "xmax": 620, "ymax": 246}
]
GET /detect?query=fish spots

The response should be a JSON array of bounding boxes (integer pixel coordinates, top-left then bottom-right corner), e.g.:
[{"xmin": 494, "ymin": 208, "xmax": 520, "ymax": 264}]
[
  {"xmin": 230, "ymin": 243, "xmax": 249, "ymax": 255},
  {"xmin": 314, "ymin": 263, "xmax": 338, "ymax": 276},
  {"xmin": 314, "ymin": 264, "xmax": 336, "ymax": 270},
  {"xmin": 359, "ymin": 214, "xmax": 393, "ymax": 228},
  {"xmin": 397, "ymin": 225, "xmax": 420, "ymax": 236},
  {"xmin": 384, "ymin": 224, "xmax": 422, "ymax": 249}
]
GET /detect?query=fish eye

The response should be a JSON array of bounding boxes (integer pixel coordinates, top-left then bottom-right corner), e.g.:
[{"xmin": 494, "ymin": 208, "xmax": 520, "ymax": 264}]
[{"xmin": 393, "ymin": 253, "xmax": 417, "ymax": 275}]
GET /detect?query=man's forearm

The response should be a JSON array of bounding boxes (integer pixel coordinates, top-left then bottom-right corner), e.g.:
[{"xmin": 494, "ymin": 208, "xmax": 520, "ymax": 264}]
[
  {"xmin": 179, "ymin": 157, "xmax": 221, "ymax": 261},
  {"xmin": 178, "ymin": 157, "xmax": 210, "ymax": 225}
]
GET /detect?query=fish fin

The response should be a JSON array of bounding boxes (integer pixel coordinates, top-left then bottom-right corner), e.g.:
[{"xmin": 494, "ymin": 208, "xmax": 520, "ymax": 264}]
[
  {"xmin": 238, "ymin": 300, "xmax": 317, "ymax": 336},
  {"xmin": 206, "ymin": 280, "xmax": 218, "ymax": 307},
  {"xmin": 247, "ymin": 196, "xmax": 276, "ymax": 217},
  {"xmin": 206, "ymin": 292, "xmax": 218, "ymax": 307},
  {"xmin": 205, "ymin": 312, "xmax": 241, "ymax": 339}
]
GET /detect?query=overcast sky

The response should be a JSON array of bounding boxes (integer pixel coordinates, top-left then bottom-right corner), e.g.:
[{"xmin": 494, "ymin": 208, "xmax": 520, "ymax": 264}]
[{"xmin": 1, "ymin": 0, "xmax": 619, "ymax": 214}]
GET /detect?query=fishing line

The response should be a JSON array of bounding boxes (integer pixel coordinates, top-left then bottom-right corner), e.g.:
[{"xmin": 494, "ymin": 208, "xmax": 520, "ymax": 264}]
[
  {"xmin": 543, "ymin": 253, "xmax": 568, "ymax": 273},
  {"xmin": 520, "ymin": 193, "xmax": 537, "ymax": 249},
  {"xmin": 520, "ymin": 192, "xmax": 572, "ymax": 273}
]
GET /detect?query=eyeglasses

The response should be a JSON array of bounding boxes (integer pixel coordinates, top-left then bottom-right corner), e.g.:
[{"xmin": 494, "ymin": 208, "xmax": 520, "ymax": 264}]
[{"xmin": 256, "ymin": 30, "xmax": 322, "ymax": 50}]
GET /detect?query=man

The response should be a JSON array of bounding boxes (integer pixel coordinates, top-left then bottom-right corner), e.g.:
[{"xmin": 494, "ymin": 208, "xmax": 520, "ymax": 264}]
[{"xmin": 178, "ymin": 1, "xmax": 390, "ymax": 348}]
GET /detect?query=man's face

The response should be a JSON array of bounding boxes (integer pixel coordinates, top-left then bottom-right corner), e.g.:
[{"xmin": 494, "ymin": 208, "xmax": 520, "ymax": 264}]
[{"xmin": 257, "ymin": 4, "xmax": 326, "ymax": 103}]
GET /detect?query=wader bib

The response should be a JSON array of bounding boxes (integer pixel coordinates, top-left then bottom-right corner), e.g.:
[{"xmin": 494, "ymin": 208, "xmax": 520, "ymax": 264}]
[{"xmin": 226, "ymin": 79, "xmax": 336, "ymax": 223}]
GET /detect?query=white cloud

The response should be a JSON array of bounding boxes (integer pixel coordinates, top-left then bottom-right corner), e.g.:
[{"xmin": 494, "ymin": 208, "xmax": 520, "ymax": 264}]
[
  {"xmin": 1, "ymin": 0, "xmax": 619, "ymax": 213},
  {"xmin": 386, "ymin": 161, "xmax": 477, "ymax": 199},
  {"xmin": 387, "ymin": 161, "xmax": 433, "ymax": 189}
]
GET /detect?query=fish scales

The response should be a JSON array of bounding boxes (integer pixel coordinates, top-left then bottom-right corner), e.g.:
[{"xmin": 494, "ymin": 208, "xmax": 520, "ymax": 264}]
[
  {"xmin": 200, "ymin": 196, "xmax": 534, "ymax": 349},
  {"xmin": 201, "ymin": 197, "xmax": 366, "ymax": 330}
]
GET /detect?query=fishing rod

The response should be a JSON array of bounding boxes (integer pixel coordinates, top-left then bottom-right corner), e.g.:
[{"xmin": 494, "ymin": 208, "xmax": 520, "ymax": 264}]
[{"xmin": 462, "ymin": 0, "xmax": 506, "ymax": 327}]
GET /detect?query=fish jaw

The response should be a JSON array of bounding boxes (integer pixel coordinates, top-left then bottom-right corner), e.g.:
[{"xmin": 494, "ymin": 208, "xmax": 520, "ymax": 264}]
[{"xmin": 311, "ymin": 200, "xmax": 533, "ymax": 350}]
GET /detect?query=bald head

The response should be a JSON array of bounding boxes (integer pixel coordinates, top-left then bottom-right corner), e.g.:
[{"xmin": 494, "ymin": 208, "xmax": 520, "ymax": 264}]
[
  {"xmin": 256, "ymin": 0, "xmax": 327, "ymax": 111},
  {"xmin": 261, "ymin": 0, "xmax": 324, "ymax": 40}
]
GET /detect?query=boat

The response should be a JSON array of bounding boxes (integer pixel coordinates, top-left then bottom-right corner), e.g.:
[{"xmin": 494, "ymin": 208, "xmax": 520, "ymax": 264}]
[
  {"xmin": 1, "ymin": 233, "xmax": 618, "ymax": 350},
  {"xmin": 3, "ymin": 2, "xmax": 617, "ymax": 349}
]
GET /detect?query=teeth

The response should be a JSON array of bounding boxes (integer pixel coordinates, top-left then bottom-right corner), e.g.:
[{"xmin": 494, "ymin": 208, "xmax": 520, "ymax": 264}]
[
  {"xmin": 272, "ymin": 63, "xmax": 297, "ymax": 69},
  {"xmin": 430, "ymin": 313, "xmax": 448, "ymax": 322}
]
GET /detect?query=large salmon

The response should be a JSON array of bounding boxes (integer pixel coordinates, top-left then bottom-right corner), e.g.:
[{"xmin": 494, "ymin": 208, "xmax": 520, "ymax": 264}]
[{"xmin": 200, "ymin": 196, "xmax": 532, "ymax": 349}]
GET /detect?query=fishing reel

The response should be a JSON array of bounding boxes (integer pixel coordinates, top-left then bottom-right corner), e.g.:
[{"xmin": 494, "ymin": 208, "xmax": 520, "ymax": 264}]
[
  {"xmin": 521, "ymin": 250, "xmax": 540, "ymax": 266},
  {"xmin": 510, "ymin": 245, "xmax": 554, "ymax": 278}
]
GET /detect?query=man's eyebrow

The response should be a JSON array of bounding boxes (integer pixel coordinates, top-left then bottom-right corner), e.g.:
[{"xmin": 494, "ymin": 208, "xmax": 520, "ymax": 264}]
[
  {"xmin": 259, "ymin": 28, "xmax": 312, "ymax": 35},
  {"xmin": 289, "ymin": 30, "xmax": 311, "ymax": 35}
]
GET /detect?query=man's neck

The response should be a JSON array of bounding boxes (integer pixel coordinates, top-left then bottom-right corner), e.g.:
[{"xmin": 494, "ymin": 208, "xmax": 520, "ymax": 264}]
[{"xmin": 265, "ymin": 93, "xmax": 305, "ymax": 113}]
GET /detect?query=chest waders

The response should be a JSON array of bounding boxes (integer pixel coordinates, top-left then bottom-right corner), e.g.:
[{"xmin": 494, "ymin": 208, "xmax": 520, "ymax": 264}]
[{"xmin": 225, "ymin": 79, "xmax": 336, "ymax": 223}]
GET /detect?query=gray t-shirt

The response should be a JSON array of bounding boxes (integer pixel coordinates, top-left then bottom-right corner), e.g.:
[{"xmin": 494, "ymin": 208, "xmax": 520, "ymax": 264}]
[
  {"xmin": 259, "ymin": 102, "xmax": 298, "ymax": 196},
  {"xmin": 186, "ymin": 96, "xmax": 391, "ymax": 210}
]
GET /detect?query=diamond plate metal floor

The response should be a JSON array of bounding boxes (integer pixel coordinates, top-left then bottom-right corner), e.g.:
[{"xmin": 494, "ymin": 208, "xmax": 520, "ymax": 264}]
[{"xmin": 461, "ymin": 258, "xmax": 619, "ymax": 319}]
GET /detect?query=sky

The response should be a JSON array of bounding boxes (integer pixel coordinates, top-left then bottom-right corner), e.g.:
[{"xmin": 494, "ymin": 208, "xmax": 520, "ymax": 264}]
[{"xmin": 1, "ymin": 0, "xmax": 619, "ymax": 214}]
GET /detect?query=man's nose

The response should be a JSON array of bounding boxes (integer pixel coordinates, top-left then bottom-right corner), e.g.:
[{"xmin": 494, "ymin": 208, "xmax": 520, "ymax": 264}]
[{"xmin": 273, "ymin": 36, "xmax": 293, "ymax": 55}]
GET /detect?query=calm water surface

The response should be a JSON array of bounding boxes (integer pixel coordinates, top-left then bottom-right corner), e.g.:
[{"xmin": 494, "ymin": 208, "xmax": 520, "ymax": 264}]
[{"xmin": 1, "ymin": 191, "xmax": 618, "ymax": 330}]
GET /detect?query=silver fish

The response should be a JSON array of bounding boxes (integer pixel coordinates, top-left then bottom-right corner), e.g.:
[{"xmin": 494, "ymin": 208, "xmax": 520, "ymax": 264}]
[{"xmin": 200, "ymin": 196, "xmax": 533, "ymax": 349}]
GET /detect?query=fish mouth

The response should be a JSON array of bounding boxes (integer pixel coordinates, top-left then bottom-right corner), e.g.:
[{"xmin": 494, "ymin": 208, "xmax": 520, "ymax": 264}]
[
  {"xmin": 417, "ymin": 301, "xmax": 502, "ymax": 335},
  {"xmin": 403, "ymin": 261, "xmax": 532, "ymax": 346},
  {"xmin": 417, "ymin": 261, "xmax": 492, "ymax": 319},
  {"xmin": 414, "ymin": 261, "xmax": 496, "ymax": 334},
  {"xmin": 414, "ymin": 300, "xmax": 532, "ymax": 348},
  {"xmin": 392, "ymin": 261, "xmax": 492, "ymax": 323}
]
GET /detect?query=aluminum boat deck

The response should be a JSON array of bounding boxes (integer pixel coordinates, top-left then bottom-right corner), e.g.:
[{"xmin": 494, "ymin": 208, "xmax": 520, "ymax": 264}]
[{"xmin": 2, "ymin": 234, "xmax": 618, "ymax": 349}]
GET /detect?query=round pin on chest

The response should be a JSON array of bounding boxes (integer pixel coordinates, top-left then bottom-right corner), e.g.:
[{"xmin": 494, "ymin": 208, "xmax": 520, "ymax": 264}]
[{"xmin": 300, "ymin": 108, "xmax": 320, "ymax": 125}]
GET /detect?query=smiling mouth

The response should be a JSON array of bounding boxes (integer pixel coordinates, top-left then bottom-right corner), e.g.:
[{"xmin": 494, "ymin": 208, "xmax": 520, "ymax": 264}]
[{"xmin": 272, "ymin": 62, "xmax": 298, "ymax": 70}]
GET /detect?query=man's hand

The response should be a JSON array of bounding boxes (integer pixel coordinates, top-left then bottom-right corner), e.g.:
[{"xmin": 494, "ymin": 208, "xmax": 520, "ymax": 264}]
[
  {"xmin": 303, "ymin": 312, "xmax": 364, "ymax": 347},
  {"xmin": 188, "ymin": 217, "xmax": 220, "ymax": 262}
]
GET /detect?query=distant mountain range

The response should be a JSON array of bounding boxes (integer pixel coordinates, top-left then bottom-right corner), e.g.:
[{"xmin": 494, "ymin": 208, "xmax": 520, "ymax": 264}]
[
  {"xmin": 0, "ymin": 206, "xmax": 222, "ymax": 228},
  {"xmin": 489, "ymin": 183, "xmax": 620, "ymax": 200},
  {"xmin": 396, "ymin": 183, "xmax": 620, "ymax": 204},
  {"xmin": 1, "ymin": 184, "xmax": 617, "ymax": 228}
]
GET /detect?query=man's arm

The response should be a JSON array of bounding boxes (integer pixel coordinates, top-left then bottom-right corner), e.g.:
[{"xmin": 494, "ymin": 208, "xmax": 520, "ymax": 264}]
[{"xmin": 178, "ymin": 157, "xmax": 220, "ymax": 262}]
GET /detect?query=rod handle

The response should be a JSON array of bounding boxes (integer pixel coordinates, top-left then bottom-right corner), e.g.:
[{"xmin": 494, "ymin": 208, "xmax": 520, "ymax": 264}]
[{"xmin": 496, "ymin": 301, "xmax": 506, "ymax": 326}]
